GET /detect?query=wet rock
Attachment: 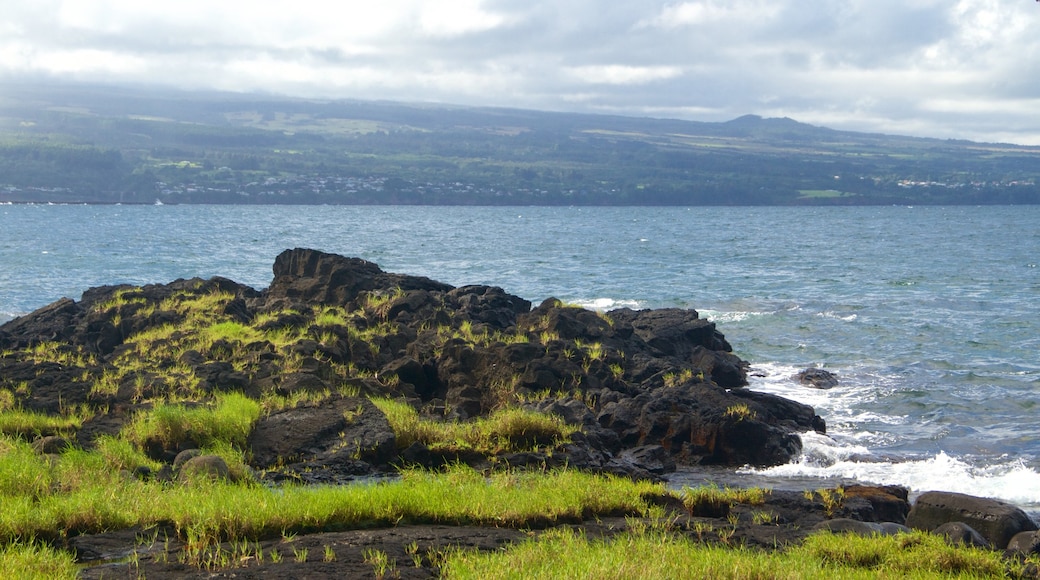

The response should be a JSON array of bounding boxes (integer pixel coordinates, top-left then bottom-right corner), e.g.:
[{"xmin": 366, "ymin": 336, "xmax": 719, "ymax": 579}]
[
  {"xmin": 906, "ymin": 491, "xmax": 1037, "ymax": 549},
  {"xmin": 616, "ymin": 445, "xmax": 676, "ymax": 475},
  {"xmin": 842, "ymin": 485, "xmax": 910, "ymax": 524},
  {"xmin": 797, "ymin": 368, "xmax": 839, "ymax": 389}
]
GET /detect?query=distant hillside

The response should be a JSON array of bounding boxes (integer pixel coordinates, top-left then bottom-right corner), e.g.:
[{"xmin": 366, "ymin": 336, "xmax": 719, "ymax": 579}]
[{"xmin": 1, "ymin": 82, "xmax": 1037, "ymax": 205}]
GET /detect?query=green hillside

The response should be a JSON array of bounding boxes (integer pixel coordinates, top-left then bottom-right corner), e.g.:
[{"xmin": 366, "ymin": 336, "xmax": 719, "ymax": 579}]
[{"xmin": 1, "ymin": 83, "xmax": 1037, "ymax": 205}]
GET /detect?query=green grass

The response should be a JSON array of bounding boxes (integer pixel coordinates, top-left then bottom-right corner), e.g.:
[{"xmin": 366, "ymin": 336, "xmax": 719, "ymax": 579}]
[
  {"xmin": 122, "ymin": 392, "xmax": 261, "ymax": 450},
  {"xmin": 0, "ymin": 542, "xmax": 77, "ymax": 580},
  {"xmin": 0, "ymin": 406, "xmax": 93, "ymax": 438},
  {"xmin": 442, "ymin": 527, "xmax": 1025, "ymax": 579},
  {"xmin": 0, "ymin": 463, "xmax": 659, "ymax": 544},
  {"xmin": 371, "ymin": 397, "xmax": 578, "ymax": 454}
]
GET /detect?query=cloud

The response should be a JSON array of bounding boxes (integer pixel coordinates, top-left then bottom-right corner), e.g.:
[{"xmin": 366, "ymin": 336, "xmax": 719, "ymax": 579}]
[{"xmin": 1, "ymin": 0, "xmax": 1039, "ymax": 144}]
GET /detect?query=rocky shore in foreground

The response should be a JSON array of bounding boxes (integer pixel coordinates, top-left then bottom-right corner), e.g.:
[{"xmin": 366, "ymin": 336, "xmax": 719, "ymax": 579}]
[{"xmin": 2, "ymin": 248, "xmax": 1038, "ymax": 577}]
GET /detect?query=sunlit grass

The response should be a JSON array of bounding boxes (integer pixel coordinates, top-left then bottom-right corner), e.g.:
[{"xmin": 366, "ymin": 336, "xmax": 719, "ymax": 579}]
[
  {"xmin": 371, "ymin": 397, "xmax": 578, "ymax": 454},
  {"xmin": 442, "ymin": 527, "xmax": 1024, "ymax": 580},
  {"xmin": 122, "ymin": 392, "xmax": 261, "ymax": 450}
]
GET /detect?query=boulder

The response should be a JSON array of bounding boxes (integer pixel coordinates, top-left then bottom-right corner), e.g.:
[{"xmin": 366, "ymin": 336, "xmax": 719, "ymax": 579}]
[
  {"xmin": 812, "ymin": 519, "xmax": 886, "ymax": 536},
  {"xmin": 248, "ymin": 396, "xmax": 395, "ymax": 469},
  {"xmin": 1007, "ymin": 531, "xmax": 1040, "ymax": 556},
  {"xmin": 177, "ymin": 455, "xmax": 230, "ymax": 483},
  {"xmin": 842, "ymin": 485, "xmax": 910, "ymax": 524},
  {"xmin": 932, "ymin": 522, "xmax": 990, "ymax": 548},
  {"xmin": 264, "ymin": 248, "xmax": 452, "ymax": 308},
  {"xmin": 796, "ymin": 368, "xmax": 839, "ymax": 389},
  {"xmin": 596, "ymin": 382, "xmax": 806, "ymax": 467},
  {"xmin": 906, "ymin": 491, "xmax": 1037, "ymax": 549},
  {"xmin": 32, "ymin": 435, "xmax": 72, "ymax": 455}
]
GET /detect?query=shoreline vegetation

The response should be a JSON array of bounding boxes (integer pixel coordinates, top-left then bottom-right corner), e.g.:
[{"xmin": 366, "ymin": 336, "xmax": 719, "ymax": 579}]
[
  {"xmin": 1, "ymin": 249, "xmax": 1038, "ymax": 577},
  {"xmin": 2, "ymin": 83, "xmax": 1039, "ymax": 207}
]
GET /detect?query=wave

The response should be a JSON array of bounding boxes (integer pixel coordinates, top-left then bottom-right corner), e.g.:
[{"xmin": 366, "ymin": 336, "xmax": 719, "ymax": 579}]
[
  {"xmin": 699, "ymin": 309, "xmax": 775, "ymax": 324},
  {"xmin": 571, "ymin": 298, "xmax": 642, "ymax": 311},
  {"xmin": 743, "ymin": 431, "xmax": 1040, "ymax": 508}
]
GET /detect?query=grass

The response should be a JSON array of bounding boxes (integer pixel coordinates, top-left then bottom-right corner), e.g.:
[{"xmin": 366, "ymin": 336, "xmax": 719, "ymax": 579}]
[
  {"xmin": 441, "ymin": 526, "xmax": 1025, "ymax": 579},
  {"xmin": 0, "ymin": 462, "xmax": 659, "ymax": 544},
  {"xmin": 122, "ymin": 392, "xmax": 261, "ymax": 450},
  {"xmin": 371, "ymin": 397, "xmax": 579, "ymax": 454},
  {"xmin": 0, "ymin": 406, "xmax": 93, "ymax": 438},
  {"xmin": 0, "ymin": 542, "xmax": 77, "ymax": 580}
]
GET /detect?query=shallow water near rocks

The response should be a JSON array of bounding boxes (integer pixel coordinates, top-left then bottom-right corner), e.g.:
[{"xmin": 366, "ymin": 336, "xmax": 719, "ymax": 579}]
[{"xmin": 2, "ymin": 204, "xmax": 1038, "ymax": 508}]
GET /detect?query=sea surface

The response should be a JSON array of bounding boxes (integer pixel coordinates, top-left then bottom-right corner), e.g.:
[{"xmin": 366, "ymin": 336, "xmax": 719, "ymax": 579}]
[{"xmin": 2, "ymin": 204, "xmax": 1039, "ymax": 507}]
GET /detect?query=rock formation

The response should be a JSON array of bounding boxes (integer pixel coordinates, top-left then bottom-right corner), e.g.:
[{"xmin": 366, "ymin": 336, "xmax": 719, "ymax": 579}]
[{"xmin": 0, "ymin": 248, "xmax": 826, "ymax": 482}]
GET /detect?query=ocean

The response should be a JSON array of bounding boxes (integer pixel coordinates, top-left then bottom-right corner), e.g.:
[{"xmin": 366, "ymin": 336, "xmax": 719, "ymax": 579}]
[{"xmin": 2, "ymin": 203, "xmax": 1039, "ymax": 507}]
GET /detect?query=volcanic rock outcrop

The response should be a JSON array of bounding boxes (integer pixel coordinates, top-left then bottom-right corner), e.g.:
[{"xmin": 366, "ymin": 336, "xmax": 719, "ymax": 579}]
[{"xmin": 0, "ymin": 248, "xmax": 825, "ymax": 481}]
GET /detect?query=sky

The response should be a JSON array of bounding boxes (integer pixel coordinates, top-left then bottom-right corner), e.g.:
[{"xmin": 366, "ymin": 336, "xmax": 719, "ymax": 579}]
[{"xmin": 2, "ymin": 0, "xmax": 1040, "ymax": 145}]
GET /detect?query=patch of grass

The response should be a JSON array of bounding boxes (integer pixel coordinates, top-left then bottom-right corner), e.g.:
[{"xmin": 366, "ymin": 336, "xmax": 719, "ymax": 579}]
[
  {"xmin": 122, "ymin": 392, "xmax": 261, "ymax": 450},
  {"xmin": 0, "ymin": 541, "xmax": 77, "ymax": 579},
  {"xmin": 441, "ymin": 527, "xmax": 1020, "ymax": 579},
  {"xmin": 680, "ymin": 484, "xmax": 768, "ymax": 518},
  {"xmin": 371, "ymin": 397, "xmax": 578, "ymax": 454},
  {"xmin": 723, "ymin": 403, "xmax": 757, "ymax": 422},
  {"xmin": 0, "ymin": 463, "xmax": 660, "ymax": 545},
  {"xmin": 0, "ymin": 406, "xmax": 93, "ymax": 438}
]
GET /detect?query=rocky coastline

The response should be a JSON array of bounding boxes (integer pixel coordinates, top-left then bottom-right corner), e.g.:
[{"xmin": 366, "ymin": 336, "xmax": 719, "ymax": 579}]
[{"xmin": 2, "ymin": 248, "xmax": 1038, "ymax": 577}]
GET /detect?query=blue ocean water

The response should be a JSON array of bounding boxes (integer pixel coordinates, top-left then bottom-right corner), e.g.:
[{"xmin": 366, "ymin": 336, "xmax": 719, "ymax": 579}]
[{"xmin": 2, "ymin": 203, "xmax": 1039, "ymax": 504}]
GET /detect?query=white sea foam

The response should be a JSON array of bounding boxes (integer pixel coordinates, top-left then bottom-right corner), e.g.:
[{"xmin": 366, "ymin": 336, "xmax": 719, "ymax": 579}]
[
  {"xmin": 572, "ymin": 298, "xmax": 642, "ymax": 311},
  {"xmin": 817, "ymin": 311, "xmax": 858, "ymax": 322},
  {"xmin": 699, "ymin": 309, "xmax": 773, "ymax": 324},
  {"xmin": 743, "ymin": 433, "xmax": 1040, "ymax": 507}
]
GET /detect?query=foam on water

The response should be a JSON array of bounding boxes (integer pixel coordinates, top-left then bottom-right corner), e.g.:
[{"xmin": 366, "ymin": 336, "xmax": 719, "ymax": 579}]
[
  {"xmin": 572, "ymin": 298, "xmax": 642, "ymax": 311},
  {"xmin": 743, "ymin": 433, "xmax": 1040, "ymax": 507},
  {"xmin": 744, "ymin": 362, "xmax": 1040, "ymax": 507}
]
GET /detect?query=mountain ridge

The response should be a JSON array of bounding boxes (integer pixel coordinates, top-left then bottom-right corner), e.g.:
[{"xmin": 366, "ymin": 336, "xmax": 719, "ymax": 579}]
[{"xmin": 1, "ymin": 82, "xmax": 1037, "ymax": 205}]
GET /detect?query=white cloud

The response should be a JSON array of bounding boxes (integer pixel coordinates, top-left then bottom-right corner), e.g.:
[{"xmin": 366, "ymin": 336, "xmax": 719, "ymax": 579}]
[
  {"xmin": 1, "ymin": 0, "xmax": 1039, "ymax": 144},
  {"xmin": 566, "ymin": 65, "xmax": 684, "ymax": 85}
]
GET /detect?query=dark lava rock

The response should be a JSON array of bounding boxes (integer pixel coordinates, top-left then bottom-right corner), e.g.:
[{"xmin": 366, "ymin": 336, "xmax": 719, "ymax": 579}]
[
  {"xmin": 933, "ymin": 522, "xmax": 991, "ymax": 548},
  {"xmin": 797, "ymin": 367, "xmax": 839, "ymax": 389},
  {"xmin": 32, "ymin": 435, "xmax": 72, "ymax": 454},
  {"xmin": 177, "ymin": 455, "xmax": 231, "ymax": 483},
  {"xmin": 1, "ymin": 248, "xmax": 829, "ymax": 476},
  {"xmin": 249, "ymin": 396, "xmax": 395, "ymax": 479},
  {"xmin": 264, "ymin": 248, "xmax": 452, "ymax": 309},
  {"xmin": 1007, "ymin": 530, "xmax": 1040, "ymax": 556},
  {"xmin": 906, "ymin": 491, "xmax": 1037, "ymax": 549}
]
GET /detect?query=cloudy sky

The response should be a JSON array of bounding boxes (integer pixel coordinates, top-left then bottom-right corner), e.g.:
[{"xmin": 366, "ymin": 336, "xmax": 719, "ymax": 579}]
[{"xmin": 3, "ymin": 0, "xmax": 1040, "ymax": 144}]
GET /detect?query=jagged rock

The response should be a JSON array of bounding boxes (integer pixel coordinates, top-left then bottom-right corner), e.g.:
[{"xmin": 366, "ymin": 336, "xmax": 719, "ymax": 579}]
[
  {"xmin": 264, "ymin": 248, "xmax": 452, "ymax": 308},
  {"xmin": 248, "ymin": 396, "xmax": 395, "ymax": 470},
  {"xmin": 596, "ymin": 382, "xmax": 812, "ymax": 466},
  {"xmin": 1, "ymin": 248, "xmax": 826, "ymax": 476},
  {"xmin": 616, "ymin": 445, "xmax": 676, "ymax": 475},
  {"xmin": 906, "ymin": 491, "xmax": 1037, "ymax": 549},
  {"xmin": 797, "ymin": 368, "xmax": 839, "ymax": 389},
  {"xmin": 842, "ymin": 485, "xmax": 910, "ymax": 524}
]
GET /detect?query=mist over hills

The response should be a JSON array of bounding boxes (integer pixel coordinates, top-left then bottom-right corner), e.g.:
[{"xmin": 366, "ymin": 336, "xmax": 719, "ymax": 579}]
[{"xmin": 1, "ymin": 82, "xmax": 1037, "ymax": 205}]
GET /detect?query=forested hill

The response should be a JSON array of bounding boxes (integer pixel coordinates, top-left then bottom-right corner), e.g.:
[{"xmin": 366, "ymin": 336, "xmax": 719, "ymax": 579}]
[{"xmin": 1, "ymin": 82, "xmax": 1038, "ymax": 205}]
